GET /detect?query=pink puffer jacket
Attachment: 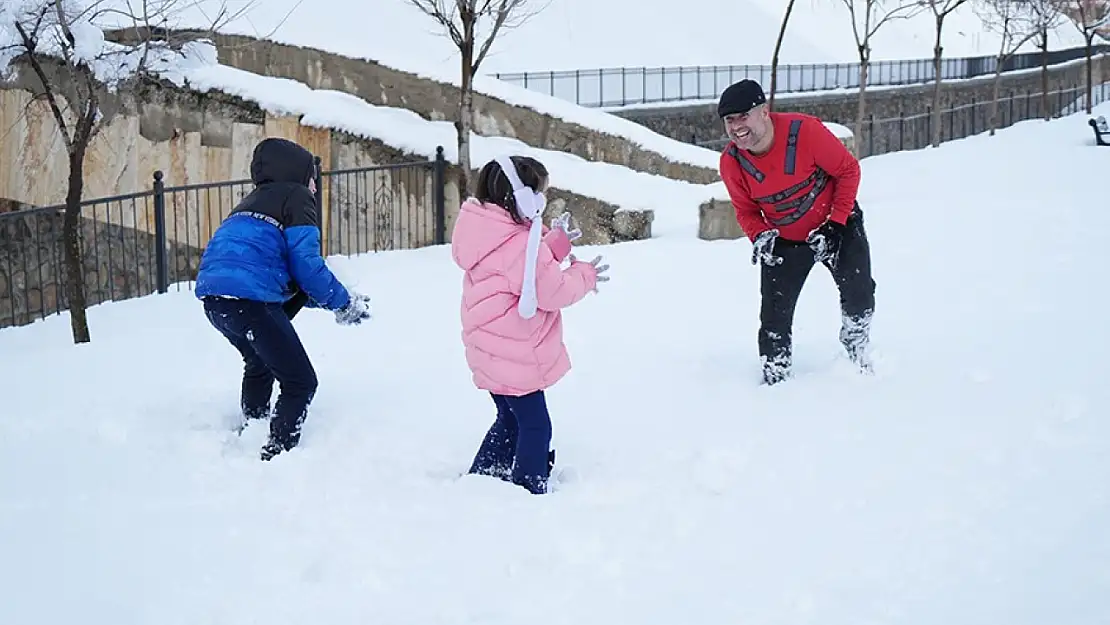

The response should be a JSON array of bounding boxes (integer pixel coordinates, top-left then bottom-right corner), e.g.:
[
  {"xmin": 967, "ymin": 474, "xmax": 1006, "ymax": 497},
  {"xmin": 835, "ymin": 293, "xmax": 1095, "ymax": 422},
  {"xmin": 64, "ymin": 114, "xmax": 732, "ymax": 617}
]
[{"xmin": 450, "ymin": 198, "xmax": 598, "ymax": 396}]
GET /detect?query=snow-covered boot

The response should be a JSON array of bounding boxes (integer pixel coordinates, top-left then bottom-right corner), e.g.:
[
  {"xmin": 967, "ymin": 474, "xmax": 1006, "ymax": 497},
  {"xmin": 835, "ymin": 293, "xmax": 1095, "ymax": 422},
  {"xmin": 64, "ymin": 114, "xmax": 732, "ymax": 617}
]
[
  {"xmin": 840, "ymin": 310, "xmax": 874, "ymax": 373},
  {"xmin": 260, "ymin": 425, "xmax": 301, "ymax": 461},
  {"xmin": 260, "ymin": 438, "xmax": 285, "ymax": 461},
  {"xmin": 760, "ymin": 351, "xmax": 791, "ymax": 386}
]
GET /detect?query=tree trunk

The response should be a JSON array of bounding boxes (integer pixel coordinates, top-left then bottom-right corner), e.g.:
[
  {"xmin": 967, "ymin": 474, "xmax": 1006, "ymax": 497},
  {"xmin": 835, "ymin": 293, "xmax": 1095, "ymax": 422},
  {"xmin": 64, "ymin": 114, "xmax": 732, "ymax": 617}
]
[
  {"xmin": 64, "ymin": 146, "xmax": 90, "ymax": 344},
  {"xmin": 1085, "ymin": 32, "xmax": 1094, "ymax": 114},
  {"xmin": 855, "ymin": 49, "xmax": 869, "ymax": 156},
  {"xmin": 931, "ymin": 14, "xmax": 944, "ymax": 147},
  {"xmin": 989, "ymin": 66, "xmax": 1002, "ymax": 136},
  {"xmin": 1040, "ymin": 31, "xmax": 1049, "ymax": 120},
  {"xmin": 769, "ymin": 0, "xmax": 797, "ymax": 111},
  {"xmin": 457, "ymin": 47, "xmax": 475, "ymax": 198}
]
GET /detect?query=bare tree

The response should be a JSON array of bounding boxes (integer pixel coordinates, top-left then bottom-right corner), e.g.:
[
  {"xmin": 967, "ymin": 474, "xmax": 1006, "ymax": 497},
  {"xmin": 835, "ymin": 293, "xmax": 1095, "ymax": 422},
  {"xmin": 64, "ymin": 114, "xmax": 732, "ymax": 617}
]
[
  {"xmin": 769, "ymin": 0, "xmax": 798, "ymax": 111},
  {"xmin": 976, "ymin": 0, "xmax": 1040, "ymax": 134},
  {"xmin": 838, "ymin": 0, "xmax": 924, "ymax": 147},
  {"xmin": 0, "ymin": 0, "xmax": 249, "ymax": 343},
  {"xmin": 917, "ymin": 0, "xmax": 972, "ymax": 146},
  {"xmin": 1061, "ymin": 0, "xmax": 1110, "ymax": 113},
  {"xmin": 407, "ymin": 0, "xmax": 547, "ymax": 196},
  {"xmin": 1025, "ymin": 0, "xmax": 1066, "ymax": 119}
]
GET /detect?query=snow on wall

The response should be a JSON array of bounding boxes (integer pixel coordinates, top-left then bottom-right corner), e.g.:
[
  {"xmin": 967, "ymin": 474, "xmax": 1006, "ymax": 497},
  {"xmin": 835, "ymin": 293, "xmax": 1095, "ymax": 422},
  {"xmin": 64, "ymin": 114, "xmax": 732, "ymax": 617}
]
[{"xmin": 179, "ymin": 59, "xmax": 728, "ymax": 238}]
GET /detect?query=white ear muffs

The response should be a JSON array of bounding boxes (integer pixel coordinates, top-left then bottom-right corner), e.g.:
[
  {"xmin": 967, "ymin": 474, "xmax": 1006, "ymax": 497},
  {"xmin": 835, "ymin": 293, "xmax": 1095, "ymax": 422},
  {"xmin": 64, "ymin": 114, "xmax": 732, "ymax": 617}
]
[
  {"xmin": 494, "ymin": 155, "xmax": 545, "ymax": 320},
  {"xmin": 494, "ymin": 155, "xmax": 545, "ymax": 220}
]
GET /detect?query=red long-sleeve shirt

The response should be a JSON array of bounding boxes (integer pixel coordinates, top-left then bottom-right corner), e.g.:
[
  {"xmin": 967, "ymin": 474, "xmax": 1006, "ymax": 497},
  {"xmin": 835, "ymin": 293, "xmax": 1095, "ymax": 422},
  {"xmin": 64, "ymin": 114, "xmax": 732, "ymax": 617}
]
[{"xmin": 719, "ymin": 112, "xmax": 861, "ymax": 242}]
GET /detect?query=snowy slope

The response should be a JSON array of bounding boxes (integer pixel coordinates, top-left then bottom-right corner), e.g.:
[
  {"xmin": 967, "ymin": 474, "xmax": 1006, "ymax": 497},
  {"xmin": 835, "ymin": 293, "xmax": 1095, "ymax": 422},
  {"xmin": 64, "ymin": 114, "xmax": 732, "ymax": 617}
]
[
  {"xmin": 157, "ymin": 54, "xmax": 725, "ymax": 236},
  {"xmin": 98, "ymin": 0, "xmax": 1089, "ymax": 77},
  {"xmin": 2, "ymin": 100, "xmax": 1109, "ymax": 625}
]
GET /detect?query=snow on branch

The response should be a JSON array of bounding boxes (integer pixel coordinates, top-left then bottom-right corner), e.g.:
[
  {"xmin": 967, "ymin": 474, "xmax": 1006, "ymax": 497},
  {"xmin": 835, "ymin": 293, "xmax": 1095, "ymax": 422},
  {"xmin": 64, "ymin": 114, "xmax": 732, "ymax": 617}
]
[{"xmin": 0, "ymin": 0, "xmax": 242, "ymax": 91}]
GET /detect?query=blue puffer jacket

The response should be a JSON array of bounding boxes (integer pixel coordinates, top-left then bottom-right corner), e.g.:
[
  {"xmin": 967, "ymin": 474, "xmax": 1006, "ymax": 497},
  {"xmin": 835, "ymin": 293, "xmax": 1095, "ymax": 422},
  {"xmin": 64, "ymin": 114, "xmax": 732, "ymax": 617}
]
[{"xmin": 194, "ymin": 137, "xmax": 351, "ymax": 311}]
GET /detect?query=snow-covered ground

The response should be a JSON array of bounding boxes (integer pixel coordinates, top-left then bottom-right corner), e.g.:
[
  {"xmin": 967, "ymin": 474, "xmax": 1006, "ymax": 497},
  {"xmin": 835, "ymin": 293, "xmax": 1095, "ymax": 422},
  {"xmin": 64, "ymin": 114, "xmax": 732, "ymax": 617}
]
[{"xmin": 2, "ymin": 99, "xmax": 1109, "ymax": 624}]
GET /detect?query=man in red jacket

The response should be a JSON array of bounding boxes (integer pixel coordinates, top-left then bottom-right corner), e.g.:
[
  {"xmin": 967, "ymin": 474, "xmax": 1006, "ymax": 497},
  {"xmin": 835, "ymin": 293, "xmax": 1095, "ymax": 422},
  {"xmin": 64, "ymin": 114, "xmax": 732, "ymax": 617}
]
[{"xmin": 716, "ymin": 79, "xmax": 876, "ymax": 385}]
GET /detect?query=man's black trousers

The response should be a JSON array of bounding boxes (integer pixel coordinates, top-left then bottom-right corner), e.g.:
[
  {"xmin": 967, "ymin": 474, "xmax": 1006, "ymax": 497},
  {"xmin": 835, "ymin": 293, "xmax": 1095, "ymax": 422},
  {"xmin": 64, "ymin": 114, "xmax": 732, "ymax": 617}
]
[{"xmin": 758, "ymin": 203, "xmax": 876, "ymax": 383}]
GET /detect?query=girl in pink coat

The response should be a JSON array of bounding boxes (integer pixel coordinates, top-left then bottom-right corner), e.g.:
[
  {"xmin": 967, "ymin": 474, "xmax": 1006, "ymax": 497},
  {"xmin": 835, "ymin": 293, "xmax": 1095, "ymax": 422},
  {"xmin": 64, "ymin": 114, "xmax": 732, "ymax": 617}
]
[{"xmin": 451, "ymin": 155, "xmax": 609, "ymax": 494}]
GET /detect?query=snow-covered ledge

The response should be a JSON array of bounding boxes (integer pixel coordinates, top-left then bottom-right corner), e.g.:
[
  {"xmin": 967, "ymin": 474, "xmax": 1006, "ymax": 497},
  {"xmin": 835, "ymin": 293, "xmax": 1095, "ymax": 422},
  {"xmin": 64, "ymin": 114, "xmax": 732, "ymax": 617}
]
[{"xmin": 824, "ymin": 121, "xmax": 857, "ymax": 156}]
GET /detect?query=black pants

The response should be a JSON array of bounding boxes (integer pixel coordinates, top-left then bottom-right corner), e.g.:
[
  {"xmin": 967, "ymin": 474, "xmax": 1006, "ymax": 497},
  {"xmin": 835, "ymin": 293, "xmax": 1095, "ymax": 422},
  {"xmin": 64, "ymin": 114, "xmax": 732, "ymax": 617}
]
[
  {"xmin": 759, "ymin": 204, "xmax": 876, "ymax": 383},
  {"xmin": 203, "ymin": 296, "xmax": 319, "ymax": 451}
]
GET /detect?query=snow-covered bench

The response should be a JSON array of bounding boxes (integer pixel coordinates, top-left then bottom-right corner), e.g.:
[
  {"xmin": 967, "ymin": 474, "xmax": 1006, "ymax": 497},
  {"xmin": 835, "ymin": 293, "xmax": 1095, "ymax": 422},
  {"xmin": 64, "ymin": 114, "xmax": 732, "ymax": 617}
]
[{"xmin": 1088, "ymin": 116, "xmax": 1110, "ymax": 146}]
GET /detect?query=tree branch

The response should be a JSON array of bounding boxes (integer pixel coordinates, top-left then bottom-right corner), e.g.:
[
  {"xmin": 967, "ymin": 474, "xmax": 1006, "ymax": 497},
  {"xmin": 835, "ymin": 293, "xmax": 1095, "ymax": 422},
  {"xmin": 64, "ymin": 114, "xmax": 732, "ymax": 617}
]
[
  {"xmin": 12, "ymin": 19, "xmax": 75, "ymax": 151},
  {"xmin": 408, "ymin": 0, "xmax": 465, "ymax": 47},
  {"xmin": 868, "ymin": 1, "xmax": 923, "ymax": 40}
]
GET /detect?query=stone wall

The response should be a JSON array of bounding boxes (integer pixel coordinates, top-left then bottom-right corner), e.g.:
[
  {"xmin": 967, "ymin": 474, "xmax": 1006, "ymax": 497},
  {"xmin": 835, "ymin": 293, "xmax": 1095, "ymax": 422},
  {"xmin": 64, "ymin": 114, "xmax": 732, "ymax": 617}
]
[
  {"xmin": 0, "ymin": 80, "xmax": 458, "ymax": 251},
  {"xmin": 0, "ymin": 206, "xmax": 202, "ymax": 329},
  {"xmin": 103, "ymin": 29, "xmax": 721, "ymax": 185},
  {"xmin": 2, "ymin": 68, "xmax": 652, "ymax": 252},
  {"xmin": 617, "ymin": 55, "xmax": 1109, "ymax": 157}
]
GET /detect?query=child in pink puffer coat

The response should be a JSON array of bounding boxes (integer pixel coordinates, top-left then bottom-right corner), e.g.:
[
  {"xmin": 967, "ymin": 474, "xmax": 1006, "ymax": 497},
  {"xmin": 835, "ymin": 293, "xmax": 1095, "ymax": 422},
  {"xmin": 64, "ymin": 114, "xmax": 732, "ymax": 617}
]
[{"xmin": 450, "ymin": 154, "xmax": 609, "ymax": 495}]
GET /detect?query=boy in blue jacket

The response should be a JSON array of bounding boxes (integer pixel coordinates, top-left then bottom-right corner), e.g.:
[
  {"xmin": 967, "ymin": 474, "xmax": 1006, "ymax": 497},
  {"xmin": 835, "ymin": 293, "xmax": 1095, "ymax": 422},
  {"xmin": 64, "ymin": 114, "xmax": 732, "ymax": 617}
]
[{"xmin": 195, "ymin": 137, "xmax": 371, "ymax": 460}]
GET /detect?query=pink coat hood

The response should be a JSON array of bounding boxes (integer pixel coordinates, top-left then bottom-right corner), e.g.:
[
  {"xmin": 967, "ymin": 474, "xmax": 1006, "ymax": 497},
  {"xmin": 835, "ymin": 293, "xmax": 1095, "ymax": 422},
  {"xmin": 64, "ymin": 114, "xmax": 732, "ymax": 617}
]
[{"xmin": 451, "ymin": 198, "xmax": 598, "ymax": 396}]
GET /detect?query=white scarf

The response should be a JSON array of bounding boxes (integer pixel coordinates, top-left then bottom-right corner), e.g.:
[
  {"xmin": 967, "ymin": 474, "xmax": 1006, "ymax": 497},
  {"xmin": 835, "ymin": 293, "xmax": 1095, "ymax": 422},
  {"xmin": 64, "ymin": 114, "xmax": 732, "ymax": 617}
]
[{"xmin": 494, "ymin": 155, "xmax": 546, "ymax": 319}]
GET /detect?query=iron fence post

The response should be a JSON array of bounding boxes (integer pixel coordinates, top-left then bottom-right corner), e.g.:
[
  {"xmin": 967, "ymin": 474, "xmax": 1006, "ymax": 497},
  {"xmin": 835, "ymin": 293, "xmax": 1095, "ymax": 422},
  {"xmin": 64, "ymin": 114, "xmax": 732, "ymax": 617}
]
[
  {"xmin": 312, "ymin": 155, "xmax": 329, "ymax": 255},
  {"xmin": 433, "ymin": 145, "xmax": 447, "ymax": 244},
  {"xmin": 152, "ymin": 170, "xmax": 168, "ymax": 294},
  {"xmin": 313, "ymin": 155, "xmax": 323, "ymax": 209}
]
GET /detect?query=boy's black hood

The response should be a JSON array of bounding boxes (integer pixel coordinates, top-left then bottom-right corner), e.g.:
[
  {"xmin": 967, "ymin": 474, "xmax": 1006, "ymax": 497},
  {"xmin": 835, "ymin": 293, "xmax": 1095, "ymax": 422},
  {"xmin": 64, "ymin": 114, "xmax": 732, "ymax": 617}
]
[{"xmin": 250, "ymin": 137, "xmax": 316, "ymax": 186}]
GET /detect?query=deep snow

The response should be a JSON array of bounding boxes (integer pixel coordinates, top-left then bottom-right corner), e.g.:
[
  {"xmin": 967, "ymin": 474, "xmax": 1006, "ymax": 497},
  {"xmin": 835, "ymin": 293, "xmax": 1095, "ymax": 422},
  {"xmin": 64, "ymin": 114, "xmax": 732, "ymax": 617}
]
[{"xmin": 2, "ymin": 99, "xmax": 1109, "ymax": 625}]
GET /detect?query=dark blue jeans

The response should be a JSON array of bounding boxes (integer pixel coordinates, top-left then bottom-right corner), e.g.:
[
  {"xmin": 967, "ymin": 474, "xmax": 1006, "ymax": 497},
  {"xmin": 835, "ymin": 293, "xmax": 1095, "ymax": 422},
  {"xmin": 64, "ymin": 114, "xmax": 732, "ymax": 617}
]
[
  {"xmin": 468, "ymin": 390, "xmax": 553, "ymax": 494},
  {"xmin": 203, "ymin": 297, "xmax": 318, "ymax": 450}
]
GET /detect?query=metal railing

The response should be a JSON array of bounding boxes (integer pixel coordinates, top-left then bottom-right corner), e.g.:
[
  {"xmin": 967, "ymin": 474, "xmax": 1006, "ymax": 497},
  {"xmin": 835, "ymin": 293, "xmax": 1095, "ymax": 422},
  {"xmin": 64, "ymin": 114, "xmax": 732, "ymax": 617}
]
[
  {"xmin": 856, "ymin": 83, "xmax": 1110, "ymax": 157},
  {"xmin": 493, "ymin": 44, "xmax": 1110, "ymax": 108},
  {"xmin": 0, "ymin": 148, "xmax": 448, "ymax": 329}
]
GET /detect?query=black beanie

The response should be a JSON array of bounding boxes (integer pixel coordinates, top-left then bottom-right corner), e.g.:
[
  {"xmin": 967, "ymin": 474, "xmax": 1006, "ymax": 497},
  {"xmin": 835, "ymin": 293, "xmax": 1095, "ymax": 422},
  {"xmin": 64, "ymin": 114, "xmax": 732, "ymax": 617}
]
[{"xmin": 717, "ymin": 79, "xmax": 767, "ymax": 118}]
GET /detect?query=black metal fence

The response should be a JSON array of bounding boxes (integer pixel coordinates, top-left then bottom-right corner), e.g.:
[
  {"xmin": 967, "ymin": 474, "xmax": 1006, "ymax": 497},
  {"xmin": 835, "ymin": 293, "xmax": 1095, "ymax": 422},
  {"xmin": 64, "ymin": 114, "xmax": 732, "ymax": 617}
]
[
  {"xmin": 856, "ymin": 83, "xmax": 1110, "ymax": 158},
  {"xmin": 0, "ymin": 148, "xmax": 448, "ymax": 329},
  {"xmin": 696, "ymin": 83, "xmax": 1110, "ymax": 157},
  {"xmin": 494, "ymin": 44, "xmax": 1110, "ymax": 108}
]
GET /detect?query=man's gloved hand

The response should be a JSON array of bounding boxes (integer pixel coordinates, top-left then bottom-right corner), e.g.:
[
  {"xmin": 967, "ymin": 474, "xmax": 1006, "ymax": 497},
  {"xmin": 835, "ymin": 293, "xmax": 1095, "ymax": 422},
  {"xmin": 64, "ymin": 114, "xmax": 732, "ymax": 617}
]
[
  {"xmin": 550, "ymin": 211, "xmax": 582, "ymax": 242},
  {"xmin": 335, "ymin": 291, "xmax": 371, "ymax": 326},
  {"xmin": 806, "ymin": 220, "xmax": 845, "ymax": 268},
  {"xmin": 751, "ymin": 229, "xmax": 783, "ymax": 267}
]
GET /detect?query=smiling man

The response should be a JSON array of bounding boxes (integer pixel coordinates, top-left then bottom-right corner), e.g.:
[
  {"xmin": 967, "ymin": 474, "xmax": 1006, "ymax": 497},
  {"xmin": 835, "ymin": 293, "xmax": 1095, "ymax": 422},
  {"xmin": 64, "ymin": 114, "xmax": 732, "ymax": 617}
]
[{"xmin": 715, "ymin": 79, "xmax": 877, "ymax": 385}]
